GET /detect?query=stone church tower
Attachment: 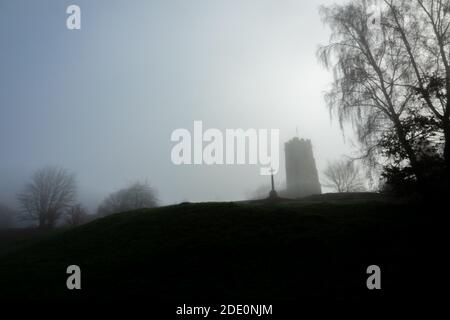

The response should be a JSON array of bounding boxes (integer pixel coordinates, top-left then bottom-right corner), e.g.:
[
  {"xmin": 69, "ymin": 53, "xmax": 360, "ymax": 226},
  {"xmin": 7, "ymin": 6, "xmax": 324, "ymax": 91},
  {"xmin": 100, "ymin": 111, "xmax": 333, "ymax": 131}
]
[{"xmin": 284, "ymin": 137, "xmax": 321, "ymax": 198}]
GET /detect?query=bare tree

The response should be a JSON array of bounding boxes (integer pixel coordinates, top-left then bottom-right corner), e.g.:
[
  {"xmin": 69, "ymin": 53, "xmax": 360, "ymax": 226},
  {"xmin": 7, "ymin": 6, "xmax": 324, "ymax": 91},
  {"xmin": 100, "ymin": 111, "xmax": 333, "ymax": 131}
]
[
  {"xmin": 65, "ymin": 204, "xmax": 89, "ymax": 227},
  {"xmin": 319, "ymin": 0, "xmax": 450, "ymax": 187},
  {"xmin": 383, "ymin": 0, "xmax": 450, "ymax": 182},
  {"xmin": 97, "ymin": 182, "xmax": 158, "ymax": 216},
  {"xmin": 18, "ymin": 166, "xmax": 77, "ymax": 229},
  {"xmin": 323, "ymin": 159, "xmax": 366, "ymax": 192},
  {"xmin": 318, "ymin": 1, "xmax": 425, "ymax": 186}
]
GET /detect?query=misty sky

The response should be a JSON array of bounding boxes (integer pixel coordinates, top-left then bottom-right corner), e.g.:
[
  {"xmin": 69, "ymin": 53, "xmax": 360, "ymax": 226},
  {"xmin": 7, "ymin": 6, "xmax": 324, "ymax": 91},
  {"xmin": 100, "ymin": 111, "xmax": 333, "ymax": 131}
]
[{"xmin": 0, "ymin": 0, "xmax": 352, "ymax": 210}]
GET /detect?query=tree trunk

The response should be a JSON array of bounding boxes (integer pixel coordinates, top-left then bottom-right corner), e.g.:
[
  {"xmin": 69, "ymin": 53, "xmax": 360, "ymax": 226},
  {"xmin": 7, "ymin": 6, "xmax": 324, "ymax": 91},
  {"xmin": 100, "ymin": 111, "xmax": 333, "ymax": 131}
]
[
  {"xmin": 47, "ymin": 210, "xmax": 57, "ymax": 229},
  {"xmin": 442, "ymin": 61, "xmax": 450, "ymax": 189},
  {"xmin": 443, "ymin": 118, "xmax": 450, "ymax": 187},
  {"xmin": 393, "ymin": 118, "xmax": 426, "ymax": 190},
  {"xmin": 38, "ymin": 215, "xmax": 46, "ymax": 229}
]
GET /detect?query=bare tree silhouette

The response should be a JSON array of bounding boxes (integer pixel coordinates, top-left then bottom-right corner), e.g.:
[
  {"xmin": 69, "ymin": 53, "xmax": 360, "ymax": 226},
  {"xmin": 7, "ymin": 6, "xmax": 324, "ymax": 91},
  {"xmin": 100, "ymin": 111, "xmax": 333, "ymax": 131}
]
[
  {"xmin": 318, "ymin": 0, "xmax": 450, "ymax": 190},
  {"xmin": 65, "ymin": 204, "xmax": 89, "ymax": 227},
  {"xmin": 323, "ymin": 159, "xmax": 366, "ymax": 192},
  {"xmin": 98, "ymin": 182, "xmax": 158, "ymax": 216},
  {"xmin": 18, "ymin": 166, "xmax": 76, "ymax": 229}
]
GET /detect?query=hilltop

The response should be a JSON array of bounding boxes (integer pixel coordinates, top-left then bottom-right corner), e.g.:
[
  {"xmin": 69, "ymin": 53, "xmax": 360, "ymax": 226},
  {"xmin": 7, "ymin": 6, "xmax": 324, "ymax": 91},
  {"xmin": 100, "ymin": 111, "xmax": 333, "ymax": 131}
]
[{"xmin": 0, "ymin": 195, "xmax": 439, "ymax": 301}]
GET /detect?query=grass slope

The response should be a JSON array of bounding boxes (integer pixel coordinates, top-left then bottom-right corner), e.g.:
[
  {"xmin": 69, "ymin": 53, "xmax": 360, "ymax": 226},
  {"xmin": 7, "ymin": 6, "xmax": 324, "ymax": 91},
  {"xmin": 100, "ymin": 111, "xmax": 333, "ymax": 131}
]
[{"xmin": 0, "ymin": 199, "xmax": 438, "ymax": 301}]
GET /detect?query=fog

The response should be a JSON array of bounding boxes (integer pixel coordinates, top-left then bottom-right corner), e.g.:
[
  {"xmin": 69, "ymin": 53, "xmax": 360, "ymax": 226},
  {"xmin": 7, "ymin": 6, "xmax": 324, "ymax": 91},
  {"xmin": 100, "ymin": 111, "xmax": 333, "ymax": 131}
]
[{"xmin": 0, "ymin": 0, "xmax": 351, "ymax": 211}]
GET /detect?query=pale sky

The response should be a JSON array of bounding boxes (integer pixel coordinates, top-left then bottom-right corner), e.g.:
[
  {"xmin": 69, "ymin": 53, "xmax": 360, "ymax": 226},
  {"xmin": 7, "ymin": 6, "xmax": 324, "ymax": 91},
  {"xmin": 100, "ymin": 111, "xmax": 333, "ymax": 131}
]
[{"xmin": 0, "ymin": 0, "xmax": 353, "ymax": 210}]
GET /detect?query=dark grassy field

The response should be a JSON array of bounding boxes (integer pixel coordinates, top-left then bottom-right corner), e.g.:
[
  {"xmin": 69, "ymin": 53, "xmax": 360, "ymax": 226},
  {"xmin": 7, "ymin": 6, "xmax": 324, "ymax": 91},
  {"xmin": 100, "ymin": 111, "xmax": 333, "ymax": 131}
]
[{"xmin": 0, "ymin": 196, "xmax": 441, "ymax": 302}]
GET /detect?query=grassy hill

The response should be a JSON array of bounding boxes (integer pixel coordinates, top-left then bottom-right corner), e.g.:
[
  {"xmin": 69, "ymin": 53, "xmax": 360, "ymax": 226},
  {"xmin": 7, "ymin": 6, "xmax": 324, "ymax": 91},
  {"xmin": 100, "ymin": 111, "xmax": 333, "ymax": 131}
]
[{"xmin": 0, "ymin": 196, "xmax": 439, "ymax": 301}]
